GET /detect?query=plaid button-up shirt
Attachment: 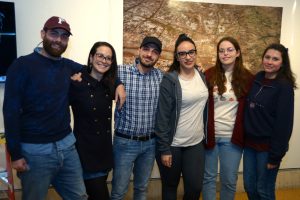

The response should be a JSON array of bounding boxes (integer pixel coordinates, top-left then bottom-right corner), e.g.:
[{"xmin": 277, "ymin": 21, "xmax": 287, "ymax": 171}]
[{"xmin": 115, "ymin": 60, "xmax": 163, "ymax": 136}]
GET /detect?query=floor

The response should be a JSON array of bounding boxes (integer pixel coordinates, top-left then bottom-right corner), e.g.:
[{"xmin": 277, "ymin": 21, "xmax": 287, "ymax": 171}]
[
  {"xmin": 231, "ymin": 188, "xmax": 300, "ymax": 200},
  {"xmin": 1, "ymin": 188, "xmax": 300, "ymax": 200}
]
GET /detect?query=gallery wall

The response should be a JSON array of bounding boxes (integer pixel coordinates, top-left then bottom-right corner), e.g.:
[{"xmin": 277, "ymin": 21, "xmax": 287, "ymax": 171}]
[{"xmin": 0, "ymin": 0, "xmax": 299, "ymax": 170}]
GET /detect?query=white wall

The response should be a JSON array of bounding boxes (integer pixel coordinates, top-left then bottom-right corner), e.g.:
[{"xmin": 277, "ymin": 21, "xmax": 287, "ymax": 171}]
[
  {"xmin": 1, "ymin": 0, "xmax": 124, "ymax": 63},
  {"xmin": 0, "ymin": 0, "xmax": 299, "ymax": 170}
]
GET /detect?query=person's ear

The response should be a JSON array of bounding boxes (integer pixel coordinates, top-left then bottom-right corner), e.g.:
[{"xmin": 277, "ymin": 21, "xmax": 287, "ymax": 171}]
[
  {"xmin": 89, "ymin": 54, "xmax": 93, "ymax": 65},
  {"xmin": 41, "ymin": 29, "xmax": 46, "ymax": 40},
  {"xmin": 236, "ymin": 50, "xmax": 241, "ymax": 57}
]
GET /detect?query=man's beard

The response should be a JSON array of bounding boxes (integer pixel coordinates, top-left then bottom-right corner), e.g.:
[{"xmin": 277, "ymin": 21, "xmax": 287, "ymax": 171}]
[
  {"xmin": 43, "ymin": 38, "xmax": 67, "ymax": 57},
  {"xmin": 138, "ymin": 56, "xmax": 156, "ymax": 69}
]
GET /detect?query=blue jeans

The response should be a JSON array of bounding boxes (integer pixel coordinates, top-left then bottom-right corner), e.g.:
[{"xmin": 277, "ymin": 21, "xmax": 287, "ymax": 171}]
[
  {"xmin": 111, "ymin": 136, "xmax": 156, "ymax": 200},
  {"xmin": 243, "ymin": 147, "xmax": 279, "ymax": 200},
  {"xmin": 18, "ymin": 143, "xmax": 87, "ymax": 200},
  {"xmin": 203, "ymin": 137, "xmax": 242, "ymax": 200}
]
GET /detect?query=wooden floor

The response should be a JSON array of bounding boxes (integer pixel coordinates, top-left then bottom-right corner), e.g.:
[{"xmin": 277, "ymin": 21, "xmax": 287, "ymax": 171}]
[
  {"xmin": 226, "ymin": 188, "xmax": 300, "ymax": 200},
  {"xmin": 178, "ymin": 188, "xmax": 300, "ymax": 200},
  {"xmin": 1, "ymin": 188, "xmax": 300, "ymax": 199}
]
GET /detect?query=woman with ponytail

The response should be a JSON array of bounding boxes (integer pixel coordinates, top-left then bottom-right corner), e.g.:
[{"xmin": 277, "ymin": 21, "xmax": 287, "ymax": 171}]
[{"xmin": 155, "ymin": 34, "xmax": 208, "ymax": 200}]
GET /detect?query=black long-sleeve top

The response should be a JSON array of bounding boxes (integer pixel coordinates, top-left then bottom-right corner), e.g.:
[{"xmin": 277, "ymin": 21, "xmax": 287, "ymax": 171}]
[{"xmin": 69, "ymin": 68, "xmax": 115, "ymax": 172}]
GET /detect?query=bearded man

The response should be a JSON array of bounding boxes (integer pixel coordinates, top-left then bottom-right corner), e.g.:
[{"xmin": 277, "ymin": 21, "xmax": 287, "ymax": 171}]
[
  {"xmin": 3, "ymin": 16, "xmax": 88, "ymax": 200},
  {"xmin": 111, "ymin": 36, "xmax": 163, "ymax": 200}
]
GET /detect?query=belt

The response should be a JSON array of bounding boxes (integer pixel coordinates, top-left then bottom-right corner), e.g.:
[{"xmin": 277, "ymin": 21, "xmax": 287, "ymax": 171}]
[{"xmin": 115, "ymin": 132, "xmax": 156, "ymax": 141}]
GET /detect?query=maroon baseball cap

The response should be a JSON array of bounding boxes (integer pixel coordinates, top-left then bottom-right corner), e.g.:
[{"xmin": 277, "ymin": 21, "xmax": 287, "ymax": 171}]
[{"xmin": 43, "ymin": 16, "xmax": 72, "ymax": 35}]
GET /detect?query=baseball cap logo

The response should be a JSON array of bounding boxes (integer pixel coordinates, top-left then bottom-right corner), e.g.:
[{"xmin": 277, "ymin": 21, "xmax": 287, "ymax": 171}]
[{"xmin": 57, "ymin": 17, "xmax": 66, "ymax": 25}]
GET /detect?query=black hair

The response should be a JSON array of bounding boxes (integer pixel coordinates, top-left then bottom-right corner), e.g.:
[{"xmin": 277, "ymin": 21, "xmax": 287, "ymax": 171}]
[
  {"xmin": 87, "ymin": 41, "xmax": 118, "ymax": 87},
  {"xmin": 262, "ymin": 43, "xmax": 297, "ymax": 89},
  {"xmin": 168, "ymin": 33, "xmax": 197, "ymax": 72}
]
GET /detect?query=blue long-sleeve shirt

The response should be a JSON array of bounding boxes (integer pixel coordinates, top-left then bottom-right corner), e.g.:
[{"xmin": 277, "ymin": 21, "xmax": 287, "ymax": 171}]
[{"xmin": 3, "ymin": 48, "xmax": 82, "ymax": 161}]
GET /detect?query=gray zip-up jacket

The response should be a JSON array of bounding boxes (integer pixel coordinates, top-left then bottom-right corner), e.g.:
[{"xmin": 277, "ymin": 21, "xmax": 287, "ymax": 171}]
[{"xmin": 154, "ymin": 68, "xmax": 208, "ymax": 155}]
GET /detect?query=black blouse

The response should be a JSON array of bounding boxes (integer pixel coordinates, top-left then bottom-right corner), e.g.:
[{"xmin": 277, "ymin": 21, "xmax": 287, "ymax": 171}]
[{"xmin": 70, "ymin": 68, "xmax": 113, "ymax": 172}]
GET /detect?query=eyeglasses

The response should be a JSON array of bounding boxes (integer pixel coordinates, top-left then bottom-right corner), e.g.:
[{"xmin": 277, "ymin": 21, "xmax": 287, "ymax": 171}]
[
  {"xmin": 218, "ymin": 47, "xmax": 236, "ymax": 54},
  {"xmin": 47, "ymin": 30, "xmax": 70, "ymax": 41},
  {"xmin": 177, "ymin": 49, "xmax": 197, "ymax": 59},
  {"xmin": 95, "ymin": 53, "xmax": 112, "ymax": 64}
]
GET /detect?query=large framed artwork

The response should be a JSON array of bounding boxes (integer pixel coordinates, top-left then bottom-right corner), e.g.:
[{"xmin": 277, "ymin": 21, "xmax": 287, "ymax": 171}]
[
  {"xmin": 123, "ymin": 0, "xmax": 282, "ymax": 74},
  {"xmin": 0, "ymin": 1, "xmax": 17, "ymax": 82}
]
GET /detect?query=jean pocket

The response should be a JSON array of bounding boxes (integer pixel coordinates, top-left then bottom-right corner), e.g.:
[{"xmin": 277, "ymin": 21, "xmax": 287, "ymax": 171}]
[{"xmin": 113, "ymin": 136, "xmax": 130, "ymax": 147}]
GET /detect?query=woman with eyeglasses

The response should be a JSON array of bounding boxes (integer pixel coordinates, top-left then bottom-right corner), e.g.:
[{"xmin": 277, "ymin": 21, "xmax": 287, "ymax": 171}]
[
  {"xmin": 69, "ymin": 41, "xmax": 122, "ymax": 200},
  {"xmin": 202, "ymin": 37, "xmax": 253, "ymax": 200},
  {"xmin": 243, "ymin": 44, "xmax": 296, "ymax": 200},
  {"xmin": 155, "ymin": 33, "xmax": 208, "ymax": 200}
]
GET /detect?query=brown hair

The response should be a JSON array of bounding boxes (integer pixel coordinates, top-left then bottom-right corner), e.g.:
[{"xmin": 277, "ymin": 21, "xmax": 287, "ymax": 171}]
[{"xmin": 208, "ymin": 36, "xmax": 252, "ymax": 98}]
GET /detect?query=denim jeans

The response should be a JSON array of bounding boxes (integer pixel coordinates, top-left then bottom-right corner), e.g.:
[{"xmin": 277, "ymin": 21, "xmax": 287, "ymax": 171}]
[
  {"xmin": 18, "ymin": 143, "xmax": 87, "ymax": 200},
  {"xmin": 243, "ymin": 147, "xmax": 279, "ymax": 200},
  {"xmin": 111, "ymin": 136, "xmax": 156, "ymax": 200},
  {"xmin": 156, "ymin": 141, "xmax": 205, "ymax": 200},
  {"xmin": 202, "ymin": 137, "xmax": 242, "ymax": 200}
]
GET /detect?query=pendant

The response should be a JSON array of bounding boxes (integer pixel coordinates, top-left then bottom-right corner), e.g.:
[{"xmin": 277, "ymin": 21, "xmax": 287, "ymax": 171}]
[{"xmin": 250, "ymin": 102, "xmax": 255, "ymax": 108}]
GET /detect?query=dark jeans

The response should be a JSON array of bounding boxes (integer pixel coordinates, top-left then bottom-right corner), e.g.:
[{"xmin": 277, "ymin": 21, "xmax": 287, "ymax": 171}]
[
  {"xmin": 156, "ymin": 141, "xmax": 205, "ymax": 200},
  {"xmin": 243, "ymin": 147, "xmax": 280, "ymax": 200}
]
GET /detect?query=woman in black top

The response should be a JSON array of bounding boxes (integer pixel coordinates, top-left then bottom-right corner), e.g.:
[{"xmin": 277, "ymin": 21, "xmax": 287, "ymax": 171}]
[{"xmin": 70, "ymin": 41, "xmax": 119, "ymax": 200}]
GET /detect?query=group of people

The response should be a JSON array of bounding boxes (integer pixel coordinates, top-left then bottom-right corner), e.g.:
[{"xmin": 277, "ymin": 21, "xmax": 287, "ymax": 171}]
[{"xmin": 2, "ymin": 16, "xmax": 296, "ymax": 200}]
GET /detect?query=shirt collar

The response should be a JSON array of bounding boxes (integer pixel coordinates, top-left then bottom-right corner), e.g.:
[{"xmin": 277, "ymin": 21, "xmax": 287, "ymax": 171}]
[
  {"xmin": 81, "ymin": 67, "xmax": 100, "ymax": 87},
  {"xmin": 34, "ymin": 47, "xmax": 63, "ymax": 60}
]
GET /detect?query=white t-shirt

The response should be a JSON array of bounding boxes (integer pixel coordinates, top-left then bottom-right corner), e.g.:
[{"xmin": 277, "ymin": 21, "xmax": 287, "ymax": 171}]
[
  {"xmin": 213, "ymin": 71, "xmax": 238, "ymax": 137},
  {"xmin": 172, "ymin": 69, "xmax": 208, "ymax": 147}
]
